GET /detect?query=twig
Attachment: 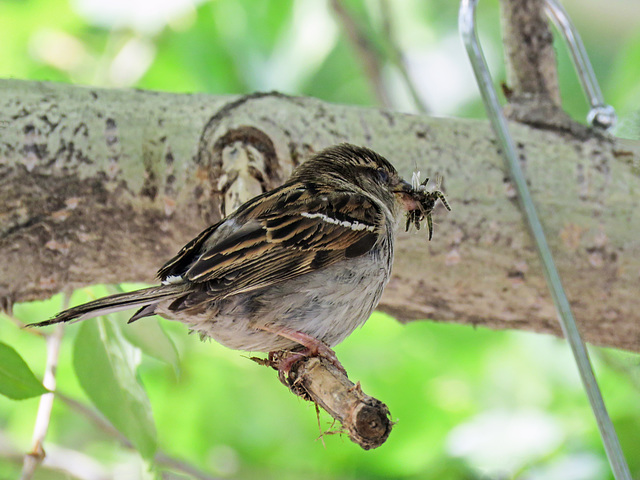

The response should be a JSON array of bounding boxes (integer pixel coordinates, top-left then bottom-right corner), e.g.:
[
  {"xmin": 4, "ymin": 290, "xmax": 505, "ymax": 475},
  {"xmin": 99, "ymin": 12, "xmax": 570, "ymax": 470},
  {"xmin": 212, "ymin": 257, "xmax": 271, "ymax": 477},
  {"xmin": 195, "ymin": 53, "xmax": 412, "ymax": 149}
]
[
  {"xmin": 56, "ymin": 392, "xmax": 131, "ymax": 445},
  {"xmin": 379, "ymin": 0, "xmax": 430, "ymax": 114},
  {"xmin": 20, "ymin": 293, "xmax": 69, "ymax": 480},
  {"xmin": 1, "ymin": 431, "xmax": 110, "ymax": 480},
  {"xmin": 330, "ymin": 0, "xmax": 391, "ymax": 109},
  {"xmin": 155, "ymin": 451, "xmax": 220, "ymax": 480},
  {"xmin": 55, "ymin": 393, "xmax": 221, "ymax": 480}
]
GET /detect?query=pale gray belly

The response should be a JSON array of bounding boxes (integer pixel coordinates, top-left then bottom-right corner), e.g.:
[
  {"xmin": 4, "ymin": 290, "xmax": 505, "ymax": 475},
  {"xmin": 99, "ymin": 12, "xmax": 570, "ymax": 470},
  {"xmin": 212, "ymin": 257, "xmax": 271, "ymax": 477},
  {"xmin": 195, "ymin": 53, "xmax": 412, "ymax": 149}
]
[{"xmin": 160, "ymin": 247, "xmax": 391, "ymax": 352}]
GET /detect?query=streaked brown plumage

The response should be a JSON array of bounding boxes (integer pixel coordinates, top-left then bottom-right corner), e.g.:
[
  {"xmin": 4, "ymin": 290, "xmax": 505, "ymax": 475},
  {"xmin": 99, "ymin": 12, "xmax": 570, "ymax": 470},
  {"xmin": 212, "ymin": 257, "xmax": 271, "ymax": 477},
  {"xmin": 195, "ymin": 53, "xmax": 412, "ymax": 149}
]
[{"xmin": 31, "ymin": 144, "xmax": 450, "ymax": 367}]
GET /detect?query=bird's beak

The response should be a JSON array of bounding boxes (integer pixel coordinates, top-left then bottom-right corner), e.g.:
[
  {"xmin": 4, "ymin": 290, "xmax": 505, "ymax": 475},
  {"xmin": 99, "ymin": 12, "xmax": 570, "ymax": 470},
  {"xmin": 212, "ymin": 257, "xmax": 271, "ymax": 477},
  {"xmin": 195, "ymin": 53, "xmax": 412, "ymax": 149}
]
[
  {"xmin": 392, "ymin": 179, "xmax": 413, "ymax": 194},
  {"xmin": 393, "ymin": 179, "xmax": 420, "ymax": 211}
]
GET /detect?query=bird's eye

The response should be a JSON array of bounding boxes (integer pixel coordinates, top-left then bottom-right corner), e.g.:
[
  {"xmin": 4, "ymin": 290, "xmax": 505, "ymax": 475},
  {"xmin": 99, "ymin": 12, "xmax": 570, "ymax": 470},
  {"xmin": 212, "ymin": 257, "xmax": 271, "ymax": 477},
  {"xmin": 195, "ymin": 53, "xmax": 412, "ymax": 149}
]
[{"xmin": 376, "ymin": 169, "xmax": 390, "ymax": 183}]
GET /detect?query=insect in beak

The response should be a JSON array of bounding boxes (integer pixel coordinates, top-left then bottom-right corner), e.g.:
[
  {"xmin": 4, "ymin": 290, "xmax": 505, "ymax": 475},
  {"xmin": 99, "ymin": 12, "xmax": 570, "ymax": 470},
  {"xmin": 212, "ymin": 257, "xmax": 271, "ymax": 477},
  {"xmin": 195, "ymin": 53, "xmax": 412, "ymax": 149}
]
[{"xmin": 402, "ymin": 172, "xmax": 451, "ymax": 241}]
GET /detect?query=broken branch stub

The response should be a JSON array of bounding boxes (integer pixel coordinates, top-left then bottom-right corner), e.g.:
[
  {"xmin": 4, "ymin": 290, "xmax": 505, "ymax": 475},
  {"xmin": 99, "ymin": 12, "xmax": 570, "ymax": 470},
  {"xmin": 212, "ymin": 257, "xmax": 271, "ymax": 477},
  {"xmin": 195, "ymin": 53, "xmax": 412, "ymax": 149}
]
[{"xmin": 270, "ymin": 352, "xmax": 393, "ymax": 449}]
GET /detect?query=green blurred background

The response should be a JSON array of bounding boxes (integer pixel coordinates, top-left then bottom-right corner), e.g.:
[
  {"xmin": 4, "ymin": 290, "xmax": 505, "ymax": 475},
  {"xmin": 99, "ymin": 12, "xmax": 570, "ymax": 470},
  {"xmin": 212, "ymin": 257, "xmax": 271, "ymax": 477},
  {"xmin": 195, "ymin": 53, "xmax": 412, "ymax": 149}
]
[{"xmin": 1, "ymin": 0, "xmax": 639, "ymax": 479}]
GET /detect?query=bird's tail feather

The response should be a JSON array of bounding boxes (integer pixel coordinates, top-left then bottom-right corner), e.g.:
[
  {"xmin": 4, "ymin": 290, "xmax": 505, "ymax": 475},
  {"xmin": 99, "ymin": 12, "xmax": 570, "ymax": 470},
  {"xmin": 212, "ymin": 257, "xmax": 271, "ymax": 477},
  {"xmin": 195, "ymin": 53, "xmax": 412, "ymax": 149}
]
[{"xmin": 28, "ymin": 285, "xmax": 184, "ymax": 327}]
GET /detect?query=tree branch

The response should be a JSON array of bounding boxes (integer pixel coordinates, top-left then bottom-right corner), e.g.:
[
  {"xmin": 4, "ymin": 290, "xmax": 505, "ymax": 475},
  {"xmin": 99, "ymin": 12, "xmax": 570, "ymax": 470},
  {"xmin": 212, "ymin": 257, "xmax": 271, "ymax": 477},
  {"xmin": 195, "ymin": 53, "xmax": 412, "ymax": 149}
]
[
  {"xmin": 1, "ymin": 79, "xmax": 640, "ymax": 352},
  {"xmin": 500, "ymin": 0, "xmax": 561, "ymax": 105},
  {"xmin": 498, "ymin": 0, "xmax": 582, "ymax": 133}
]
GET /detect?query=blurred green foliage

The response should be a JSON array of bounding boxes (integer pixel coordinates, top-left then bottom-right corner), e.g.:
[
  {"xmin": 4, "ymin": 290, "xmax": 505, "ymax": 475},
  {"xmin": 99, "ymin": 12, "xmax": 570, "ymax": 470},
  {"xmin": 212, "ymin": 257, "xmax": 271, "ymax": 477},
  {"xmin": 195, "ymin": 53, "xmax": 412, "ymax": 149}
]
[
  {"xmin": 1, "ymin": 0, "xmax": 639, "ymax": 479},
  {"xmin": 0, "ymin": 342, "xmax": 49, "ymax": 400}
]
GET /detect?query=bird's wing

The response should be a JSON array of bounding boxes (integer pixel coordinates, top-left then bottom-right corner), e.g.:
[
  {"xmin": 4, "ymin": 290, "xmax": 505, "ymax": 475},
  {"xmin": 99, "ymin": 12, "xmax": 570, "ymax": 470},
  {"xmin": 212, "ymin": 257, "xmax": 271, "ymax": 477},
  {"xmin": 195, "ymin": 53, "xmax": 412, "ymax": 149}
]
[
  {"xmin": 158, "ymin": 182, "xmax": 385, "ymax": 297},
  {"xmin": 156, "ymin": 220, "xmax": 223, "ymax": 281}
]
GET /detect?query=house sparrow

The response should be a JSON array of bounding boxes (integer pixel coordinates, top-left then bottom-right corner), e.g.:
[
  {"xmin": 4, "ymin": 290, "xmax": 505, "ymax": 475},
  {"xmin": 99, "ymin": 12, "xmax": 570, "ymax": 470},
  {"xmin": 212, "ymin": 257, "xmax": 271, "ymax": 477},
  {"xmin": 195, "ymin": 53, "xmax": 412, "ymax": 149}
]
[{"xmin": 31, "ymin": 144, "xmax": 450, "ymax": 373}]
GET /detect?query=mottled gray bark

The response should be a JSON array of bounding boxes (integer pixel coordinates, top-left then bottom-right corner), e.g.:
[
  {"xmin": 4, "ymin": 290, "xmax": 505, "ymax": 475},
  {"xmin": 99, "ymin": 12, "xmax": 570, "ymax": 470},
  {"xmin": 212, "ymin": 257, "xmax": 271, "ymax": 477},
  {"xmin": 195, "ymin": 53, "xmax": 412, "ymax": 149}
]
[{"xmin": 1, "ymin": 79, "xmax": 639, "ymax": 352}]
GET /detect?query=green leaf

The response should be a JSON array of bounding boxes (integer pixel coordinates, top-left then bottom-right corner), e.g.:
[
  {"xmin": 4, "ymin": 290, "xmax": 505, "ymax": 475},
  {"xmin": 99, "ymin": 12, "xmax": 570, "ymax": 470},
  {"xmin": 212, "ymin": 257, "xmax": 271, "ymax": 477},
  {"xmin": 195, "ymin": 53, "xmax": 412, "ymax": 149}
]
[
  {"xmin": 122, "ymin": 318, "xmax": 181, "ymax": 377},
  {"xmin": 73, "ymin": 318, "xmax": 157, "ymax": 460},
  {"xmin": 107, "ymin": 285, "xmax": 180, "ymax": 375},
  {"xmin": 0, "ymin": 342, "xmax": 48, "ymax": 400}
]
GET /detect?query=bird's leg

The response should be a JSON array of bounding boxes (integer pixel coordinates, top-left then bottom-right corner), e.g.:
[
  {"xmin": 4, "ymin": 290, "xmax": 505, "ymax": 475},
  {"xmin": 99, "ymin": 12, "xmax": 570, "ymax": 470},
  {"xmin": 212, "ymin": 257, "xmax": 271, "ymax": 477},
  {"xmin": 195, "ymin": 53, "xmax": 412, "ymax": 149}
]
[{"xmin": 258, "ymin": 325, "xmax": 347, "ymax": 377}]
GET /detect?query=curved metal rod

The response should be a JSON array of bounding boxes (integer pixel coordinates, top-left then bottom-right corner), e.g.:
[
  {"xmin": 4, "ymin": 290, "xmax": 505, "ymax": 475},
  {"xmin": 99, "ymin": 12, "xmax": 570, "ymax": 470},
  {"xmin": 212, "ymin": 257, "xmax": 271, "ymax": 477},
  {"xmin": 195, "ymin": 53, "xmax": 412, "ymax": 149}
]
[
  {"xmin": 458, "ymin": 1, "xmax": 631, "ymax": 479},
  {"xmin": 544, "ymin": 0, "xmax": 616, "ymax": 129}
]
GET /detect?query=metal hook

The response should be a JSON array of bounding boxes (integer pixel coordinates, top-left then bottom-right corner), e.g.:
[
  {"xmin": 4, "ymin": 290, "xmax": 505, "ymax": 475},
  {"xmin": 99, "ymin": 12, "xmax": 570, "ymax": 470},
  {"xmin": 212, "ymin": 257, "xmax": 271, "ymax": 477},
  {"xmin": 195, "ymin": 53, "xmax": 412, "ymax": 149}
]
[
  {"xmin": 458, "ymin": 1, "xmax": 631, "ymax": 479},
  {"xmin": 544, "ymin": 0, "xmax": 617, "ymax": 129}
]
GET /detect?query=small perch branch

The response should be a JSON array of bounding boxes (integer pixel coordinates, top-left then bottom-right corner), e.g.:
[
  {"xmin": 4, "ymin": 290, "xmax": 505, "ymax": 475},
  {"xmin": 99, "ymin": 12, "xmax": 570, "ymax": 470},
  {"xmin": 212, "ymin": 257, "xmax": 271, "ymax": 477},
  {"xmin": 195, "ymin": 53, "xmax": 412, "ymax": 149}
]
[{"xmin": 265, "ymin": 352, "xmax": 393, "ymax": 449}]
